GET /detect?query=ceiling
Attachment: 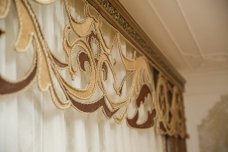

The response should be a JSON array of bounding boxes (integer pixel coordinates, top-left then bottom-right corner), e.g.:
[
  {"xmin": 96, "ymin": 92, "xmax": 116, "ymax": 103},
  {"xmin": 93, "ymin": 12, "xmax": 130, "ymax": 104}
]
[{"xmin": 118, "ymin": 0, "xmax": 228, "ymax": 76}]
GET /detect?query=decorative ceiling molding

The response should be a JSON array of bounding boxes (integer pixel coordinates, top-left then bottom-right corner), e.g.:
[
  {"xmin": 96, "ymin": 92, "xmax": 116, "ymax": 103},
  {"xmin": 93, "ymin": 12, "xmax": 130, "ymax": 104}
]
[
  {"xmin": 146, "ymin": 0, "xmax": 209, "ymax": 70},
  {"xmin": 118, "ymin": 0, "xmax": 228, "ymax": 75},
  {"xmin": 87, "ymin": 0, "xmax": 186, "ymax": 90},
  {"xmin": 127, "ymin": 0, "xmax": 228, "ymax": 74},
  {"xmin": 175, "ymin": 0, "xmax": 204, "ymax": 59},
  {"xmin": 145, "ymin": 0, "xmax": 193, "ymax": 71}
]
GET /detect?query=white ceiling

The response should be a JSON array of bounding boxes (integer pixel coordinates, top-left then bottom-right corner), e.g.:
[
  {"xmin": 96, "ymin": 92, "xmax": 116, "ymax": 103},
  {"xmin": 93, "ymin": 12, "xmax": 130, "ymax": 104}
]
[{"xmin": 118, "ymin": 0, "xmax": 228, "ymax": 76}]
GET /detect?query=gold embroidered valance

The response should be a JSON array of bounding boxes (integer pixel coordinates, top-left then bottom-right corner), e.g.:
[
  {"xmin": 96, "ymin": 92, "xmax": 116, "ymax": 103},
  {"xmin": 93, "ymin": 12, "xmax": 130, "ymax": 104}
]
[{"xmin": 0, "ymin": 0, "xmax": 187, "ymax": 138}]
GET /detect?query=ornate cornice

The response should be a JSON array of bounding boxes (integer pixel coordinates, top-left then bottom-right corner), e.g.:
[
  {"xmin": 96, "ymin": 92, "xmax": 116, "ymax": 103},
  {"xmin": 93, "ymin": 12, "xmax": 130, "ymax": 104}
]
[{"xmin": 87, "ymin": 0, "xmax": 186, "ymax": 90}]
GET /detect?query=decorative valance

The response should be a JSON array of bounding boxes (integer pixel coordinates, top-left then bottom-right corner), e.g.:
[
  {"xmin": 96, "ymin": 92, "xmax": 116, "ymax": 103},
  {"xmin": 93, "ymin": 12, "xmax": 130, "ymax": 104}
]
[{"xmin": 0, "ymin": 0, "xmax": 187, "ymax": 139}]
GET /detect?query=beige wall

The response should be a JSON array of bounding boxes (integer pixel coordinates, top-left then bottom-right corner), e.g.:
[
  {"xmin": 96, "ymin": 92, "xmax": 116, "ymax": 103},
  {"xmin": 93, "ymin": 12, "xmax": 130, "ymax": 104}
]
[{"xmin": 184, "ymin": 71, "xmax": 228, "ymax": 152}]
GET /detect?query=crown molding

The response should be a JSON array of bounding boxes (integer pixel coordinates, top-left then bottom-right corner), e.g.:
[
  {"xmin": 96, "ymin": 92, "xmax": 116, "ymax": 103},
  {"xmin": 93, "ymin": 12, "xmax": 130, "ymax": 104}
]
[{"xmin": 87, "ymin": 0, "xmax": 186, "ymax": 90}]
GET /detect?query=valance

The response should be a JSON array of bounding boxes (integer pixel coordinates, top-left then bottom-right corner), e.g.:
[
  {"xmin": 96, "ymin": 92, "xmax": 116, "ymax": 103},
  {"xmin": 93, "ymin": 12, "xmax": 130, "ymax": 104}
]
[{"xmin": 0, "ymin": 0, "xmax": 187, "ymax": 139}]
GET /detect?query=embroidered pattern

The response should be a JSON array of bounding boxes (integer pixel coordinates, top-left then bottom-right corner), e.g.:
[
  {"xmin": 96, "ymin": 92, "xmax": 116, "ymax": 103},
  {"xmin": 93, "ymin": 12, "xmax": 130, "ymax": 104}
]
[{"xmin": 0, "ymin": 0, "xmax": 187, "ymax": 138}]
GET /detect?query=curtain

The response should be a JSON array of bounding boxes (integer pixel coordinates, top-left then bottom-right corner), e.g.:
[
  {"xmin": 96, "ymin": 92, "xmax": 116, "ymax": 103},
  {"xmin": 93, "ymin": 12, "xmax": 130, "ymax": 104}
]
[{"xmin": 0, "ymin": 0, "xmax": 164, "ymax": 152}]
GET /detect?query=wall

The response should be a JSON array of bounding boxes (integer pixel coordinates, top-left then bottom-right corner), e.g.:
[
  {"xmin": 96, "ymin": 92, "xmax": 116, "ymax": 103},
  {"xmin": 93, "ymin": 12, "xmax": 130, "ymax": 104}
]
[{"xmin": 183, "ymin": 71, "xmax": 228, "ymax": 152}]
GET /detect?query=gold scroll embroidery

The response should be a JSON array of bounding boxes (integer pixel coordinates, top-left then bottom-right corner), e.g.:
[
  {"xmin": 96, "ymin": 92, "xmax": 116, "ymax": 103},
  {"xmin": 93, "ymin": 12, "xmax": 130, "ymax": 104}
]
[{"xmin": 0, "ymin": 0, "xmax": 187, "ymax": 138}]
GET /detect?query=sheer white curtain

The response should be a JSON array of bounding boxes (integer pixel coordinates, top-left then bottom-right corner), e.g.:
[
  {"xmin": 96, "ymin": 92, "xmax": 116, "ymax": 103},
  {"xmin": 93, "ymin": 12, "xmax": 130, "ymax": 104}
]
[{"xmin": 0, "ymin": 0, "xmax": 163, "ymax": 152}]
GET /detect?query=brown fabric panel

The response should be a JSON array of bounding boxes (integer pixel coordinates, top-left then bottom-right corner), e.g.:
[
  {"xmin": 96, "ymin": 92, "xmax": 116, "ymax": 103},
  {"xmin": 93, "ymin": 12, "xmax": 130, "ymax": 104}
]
[
  {"xmin": 69, "ymin": 95, "xmax": 118, "ymax": 118},
  {"xmin": 165, "ymin": 136, "xmax": 187, "ymax": 152},
  {"xmin": 136, "ymin": 84, "xmax": 151, "ymax": 107},
  {"xmin": 0, "ymin": 62, "xmax": 37, "ymax": 95},
  {"xmin": 79, "ymin": 52, "xmax": 90, "ymax": 71},
  {"xmin": 0, "ymin": 29, "xmax": 5, "ymax": 37},
  {"xmin": 127, "ymin": 109, "xmax": 156, "ymax": 129}
]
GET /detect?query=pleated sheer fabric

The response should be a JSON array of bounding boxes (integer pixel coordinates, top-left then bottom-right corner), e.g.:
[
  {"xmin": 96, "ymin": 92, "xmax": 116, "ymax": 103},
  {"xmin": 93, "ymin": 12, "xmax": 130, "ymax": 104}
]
[{"xmin": 0, "ymin": 0, "xmax": 163, "ymax": 152}]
